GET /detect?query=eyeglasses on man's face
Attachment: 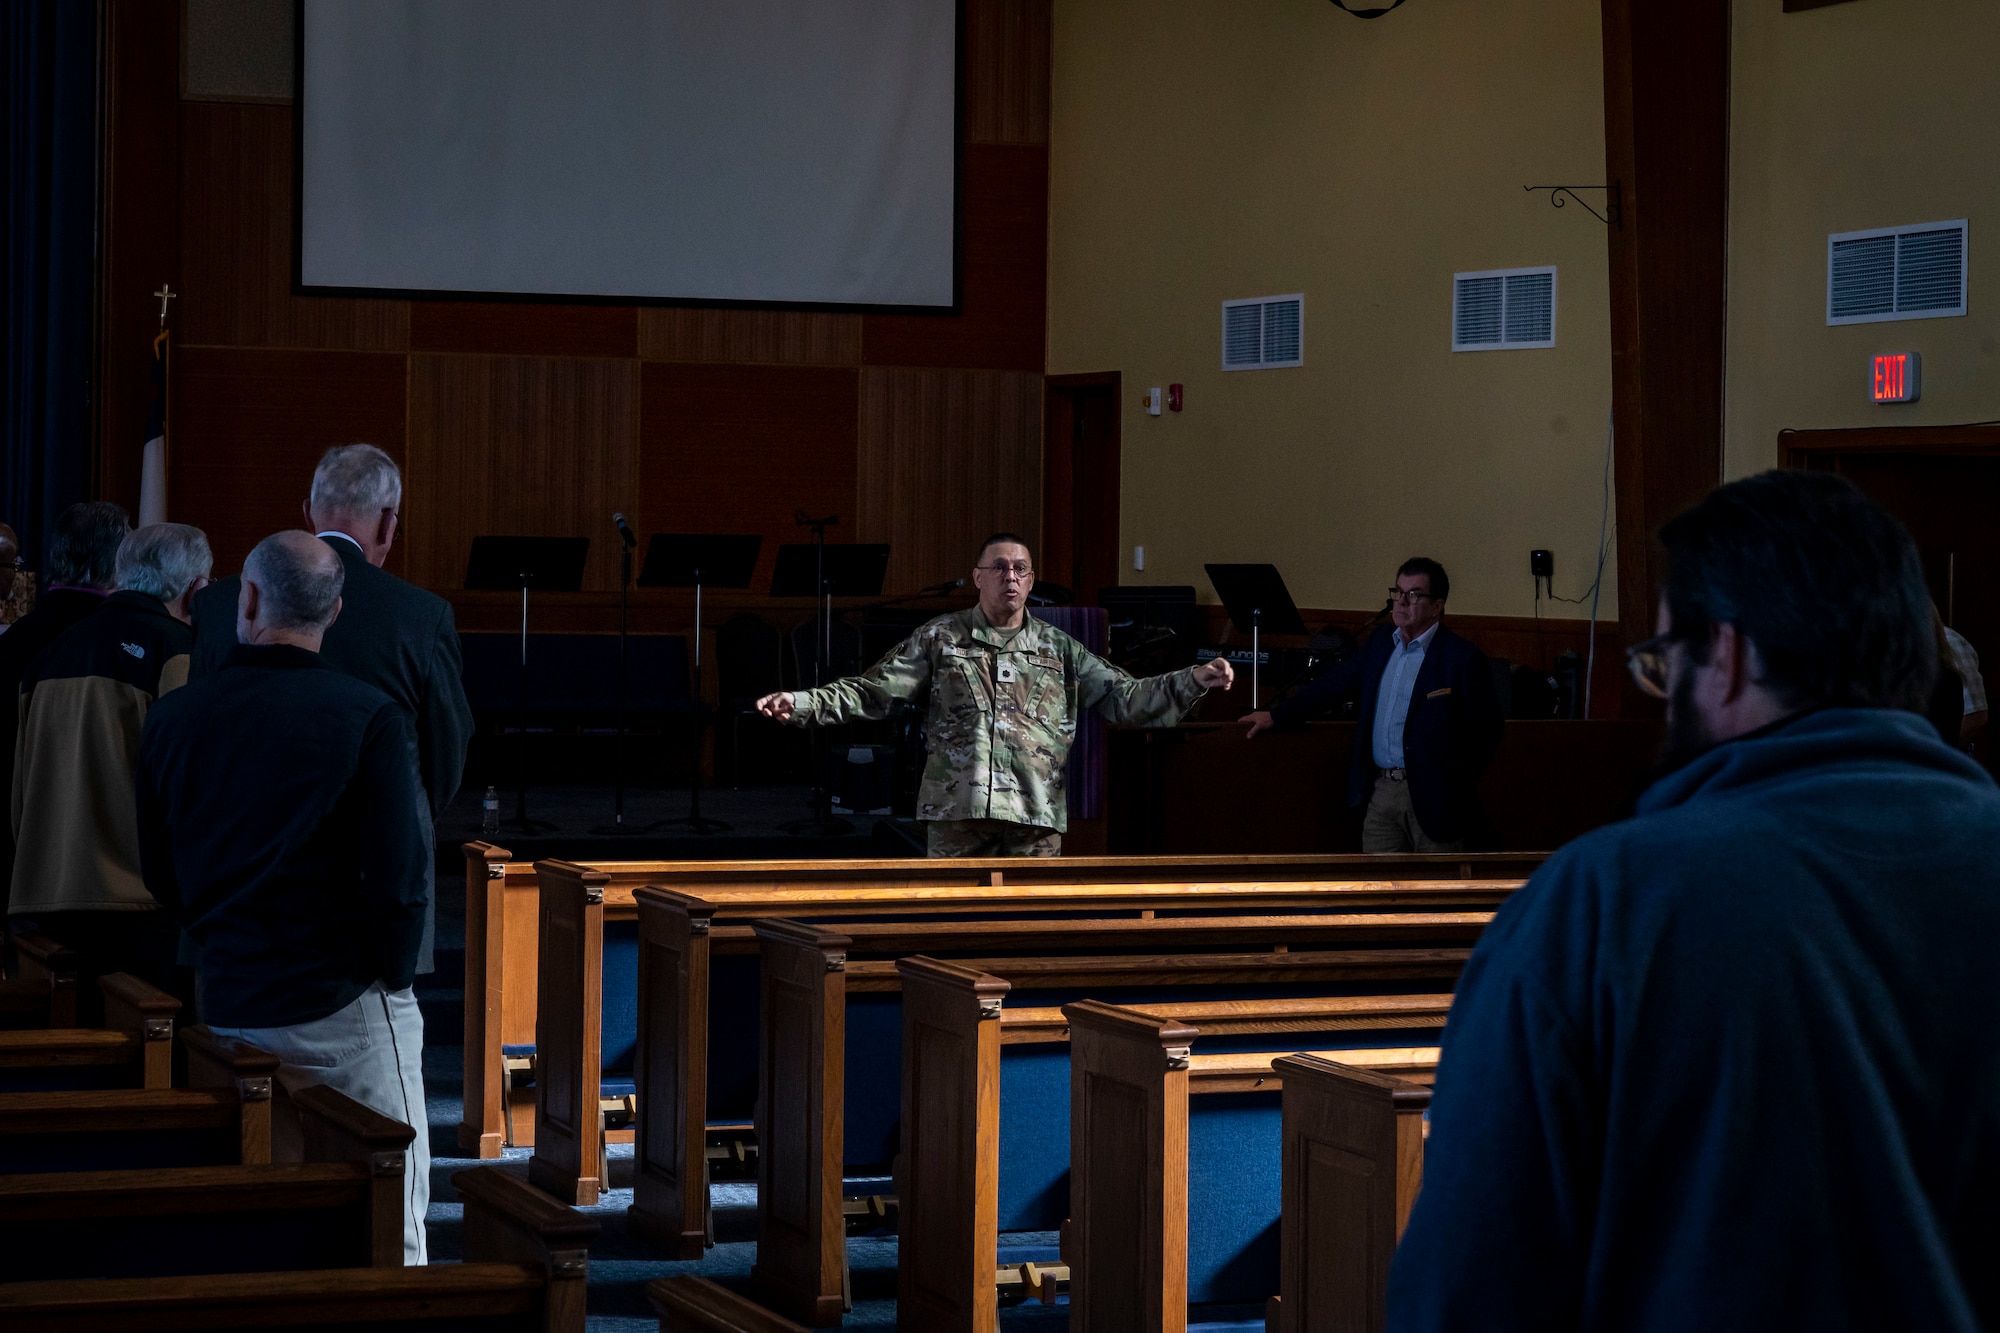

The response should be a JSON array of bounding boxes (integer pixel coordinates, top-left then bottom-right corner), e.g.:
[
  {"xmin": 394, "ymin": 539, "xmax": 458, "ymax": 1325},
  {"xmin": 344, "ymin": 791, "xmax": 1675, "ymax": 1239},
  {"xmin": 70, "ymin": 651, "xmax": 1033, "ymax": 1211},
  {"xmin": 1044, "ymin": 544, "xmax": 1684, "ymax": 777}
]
[
  {"xmin": 1625, "ymin": 632, "xmax": 1678, "ymax": 700},
  {"xmin": 1388, "ymin": 587, "xmax": 1434, "ymax": 605},
  {"xmin": 979, "ymin": 561, "xmax": 1034, "ymax": 581}
]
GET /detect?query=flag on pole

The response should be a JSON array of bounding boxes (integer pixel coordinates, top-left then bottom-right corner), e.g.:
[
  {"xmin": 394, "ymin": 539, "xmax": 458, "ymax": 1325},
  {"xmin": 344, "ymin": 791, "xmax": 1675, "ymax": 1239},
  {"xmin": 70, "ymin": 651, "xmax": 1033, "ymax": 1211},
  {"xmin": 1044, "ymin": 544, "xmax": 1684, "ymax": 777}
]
[{"xmin": 139, "ymin": 325, "xmax": 169, "ymax": 526}]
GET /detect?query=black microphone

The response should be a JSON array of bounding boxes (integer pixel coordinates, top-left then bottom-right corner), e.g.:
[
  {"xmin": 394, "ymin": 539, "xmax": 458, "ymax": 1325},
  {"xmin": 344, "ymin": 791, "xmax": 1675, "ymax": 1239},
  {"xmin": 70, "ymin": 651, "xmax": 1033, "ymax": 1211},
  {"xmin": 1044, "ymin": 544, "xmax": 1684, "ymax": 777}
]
[
  {"xmin": 612, "ymin": 512, "xmax": 636, "ymax": 549},
  {"xmin": 920, "ymin": 577, "xmax": 966, "ymax": 594}
]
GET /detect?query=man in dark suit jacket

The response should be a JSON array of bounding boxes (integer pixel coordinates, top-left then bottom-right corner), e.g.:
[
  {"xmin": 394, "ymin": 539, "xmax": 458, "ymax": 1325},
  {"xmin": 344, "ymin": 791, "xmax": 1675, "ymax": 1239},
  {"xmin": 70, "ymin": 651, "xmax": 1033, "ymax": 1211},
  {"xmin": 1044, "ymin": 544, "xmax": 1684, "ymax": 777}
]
[
  {"xmin": 1243, "ymin": 557, "xmax": 1504, "ymax": 851},
  {"xmin": 189, "ymin": 445, "xmax": 473, "ymax": 970}
]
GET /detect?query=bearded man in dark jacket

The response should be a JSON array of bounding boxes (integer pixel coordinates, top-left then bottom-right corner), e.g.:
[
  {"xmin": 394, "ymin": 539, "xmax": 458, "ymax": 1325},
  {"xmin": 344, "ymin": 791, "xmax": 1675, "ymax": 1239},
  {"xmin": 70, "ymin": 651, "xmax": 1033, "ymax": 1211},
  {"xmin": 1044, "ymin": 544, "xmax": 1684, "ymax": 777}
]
[{"xmin": 1391, "ymin": 470, "xmax": 2000, "ymax": 1332}]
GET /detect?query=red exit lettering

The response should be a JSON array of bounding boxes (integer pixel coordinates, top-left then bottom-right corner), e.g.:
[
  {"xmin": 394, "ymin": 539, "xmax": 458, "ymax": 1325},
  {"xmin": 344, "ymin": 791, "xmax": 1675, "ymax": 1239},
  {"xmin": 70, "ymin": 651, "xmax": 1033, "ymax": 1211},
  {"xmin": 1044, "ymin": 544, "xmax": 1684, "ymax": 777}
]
[{"xmin": 1871, "ymin": 353, "xmax": 1918, "ymax": 403}]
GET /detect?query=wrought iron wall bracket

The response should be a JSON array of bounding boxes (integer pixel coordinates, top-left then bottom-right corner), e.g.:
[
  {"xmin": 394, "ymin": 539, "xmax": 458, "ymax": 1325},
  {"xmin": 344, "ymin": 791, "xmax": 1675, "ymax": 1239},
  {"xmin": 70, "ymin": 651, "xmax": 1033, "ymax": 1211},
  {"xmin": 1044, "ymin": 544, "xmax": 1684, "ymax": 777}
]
[{"xmin": 1524, "ymin": 183, "xmax": 1621, "ymax": 227}]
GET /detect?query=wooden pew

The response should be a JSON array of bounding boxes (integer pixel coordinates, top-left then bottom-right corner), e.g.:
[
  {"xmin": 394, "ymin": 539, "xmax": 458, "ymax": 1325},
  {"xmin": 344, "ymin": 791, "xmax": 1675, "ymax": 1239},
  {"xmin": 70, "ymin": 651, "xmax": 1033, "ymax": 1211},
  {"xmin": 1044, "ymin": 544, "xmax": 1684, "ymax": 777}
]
[
  {"xmin": 651, "ymin": 1275, "xmax": 811, "ymax": 1333},
  {"xmin": 0, "ymin": 1165, "xmax": 599, "ymax": 1332},
  {"xmin": 740, "ymin": 921, "xmax": 1468, "ymax": 1327},
  {"xmin": 895, "ymin": 959, "xmax": 1445, "ymax": 1333},
  {"xmin": 459, "ymin": 840, "xmax": 1541, "ymax": 1156},
  {"xmin": 0, "ymin": 973, "xmax": 179, "ymax": 1092},
  {"xmin": 1063, "ymin": 1003, "xmax": 1437, "ymax": 1333},
  {"xmin": 604, "ymin": 887, "xmax": 1478, "ymax": 1288},
  {"xmin": 0, "ymin": 1082, "xmax": 417, "ymax": 1280},
  {"xmin": 1270, "ymin": 1054, "xmax": 1430, "ymax": 1333},
  {"xmin": 0, "ymin": 1027, "xmax": 277, "ymax": 1174}
]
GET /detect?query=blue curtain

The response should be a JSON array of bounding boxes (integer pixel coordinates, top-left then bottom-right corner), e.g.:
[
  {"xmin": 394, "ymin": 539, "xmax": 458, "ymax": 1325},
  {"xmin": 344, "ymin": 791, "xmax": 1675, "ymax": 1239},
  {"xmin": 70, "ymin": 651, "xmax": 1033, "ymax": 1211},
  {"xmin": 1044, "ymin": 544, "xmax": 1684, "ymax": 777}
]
[{"xmin": 3, "ymin": 2, "xmax": 97, "ymax": 574}]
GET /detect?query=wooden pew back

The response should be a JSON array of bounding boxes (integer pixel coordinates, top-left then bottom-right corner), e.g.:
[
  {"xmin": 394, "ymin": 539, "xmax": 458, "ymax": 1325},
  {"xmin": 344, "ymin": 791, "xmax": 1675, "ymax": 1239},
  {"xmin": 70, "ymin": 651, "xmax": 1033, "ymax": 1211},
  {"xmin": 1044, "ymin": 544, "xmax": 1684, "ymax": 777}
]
[
  {"xmin": 0, "ymin": 973, "xmax": 179, "ymax": 1092},
  {"xmin": 0, "ymin": 1082, "xmax": 413, "ymax": 1281},
  {"xmin": 0, "ymin": 1166, "xmax": 598, "ymax": 1333},
  {"xmin": 1272, "ymin": 1054, "xmax": 1430, "ymax": 1333}
]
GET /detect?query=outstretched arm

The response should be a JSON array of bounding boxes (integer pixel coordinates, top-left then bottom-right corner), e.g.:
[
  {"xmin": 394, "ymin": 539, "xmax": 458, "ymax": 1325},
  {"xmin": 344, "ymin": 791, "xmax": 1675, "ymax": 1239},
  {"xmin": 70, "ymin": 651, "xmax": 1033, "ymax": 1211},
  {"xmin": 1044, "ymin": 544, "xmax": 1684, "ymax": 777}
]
[
  {"xmin": 757, "ymin": 631, "xmax": 934, "ymax": 727},
  {"xmin": 1076, "ymin": 649, "xmax": 1228, "ymax": 727}
]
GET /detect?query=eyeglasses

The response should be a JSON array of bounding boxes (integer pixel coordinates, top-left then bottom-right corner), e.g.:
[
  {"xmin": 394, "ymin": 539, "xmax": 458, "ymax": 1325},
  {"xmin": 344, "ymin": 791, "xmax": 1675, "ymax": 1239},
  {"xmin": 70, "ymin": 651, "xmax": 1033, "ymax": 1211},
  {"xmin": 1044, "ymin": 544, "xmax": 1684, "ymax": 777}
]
[
  {"xmin": 1388, "ymin": 588, "xmax": 1435, "ymax": 604},
  {"xmin": 1625, "ymin": 632, "xmax": 1678, "ymax": 700},
  {"xmin": 978, "ymin": 561, "xmax": 1034, "ymax": 580}
]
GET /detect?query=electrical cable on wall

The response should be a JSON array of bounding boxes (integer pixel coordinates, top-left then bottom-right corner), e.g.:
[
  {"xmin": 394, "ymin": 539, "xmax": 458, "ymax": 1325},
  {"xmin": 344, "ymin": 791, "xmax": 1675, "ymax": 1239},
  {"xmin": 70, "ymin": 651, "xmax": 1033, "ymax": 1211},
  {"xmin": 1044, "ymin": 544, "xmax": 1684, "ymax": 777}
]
[{"xmin": 1530, "ymin": 408, "xmax": 1614, "ymax": 718}]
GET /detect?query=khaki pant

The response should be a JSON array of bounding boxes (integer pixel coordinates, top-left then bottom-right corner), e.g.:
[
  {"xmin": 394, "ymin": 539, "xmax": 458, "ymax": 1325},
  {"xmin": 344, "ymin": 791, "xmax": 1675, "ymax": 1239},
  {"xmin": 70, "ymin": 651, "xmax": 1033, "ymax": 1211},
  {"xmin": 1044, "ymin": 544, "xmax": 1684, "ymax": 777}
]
[
  {"xmin": 1361, "ymin": 772, "xmax": 1463, "ymax": 854},
  {"xmin": 926, "ymin": 818, "xmax": 1062, "ymax": 858}
]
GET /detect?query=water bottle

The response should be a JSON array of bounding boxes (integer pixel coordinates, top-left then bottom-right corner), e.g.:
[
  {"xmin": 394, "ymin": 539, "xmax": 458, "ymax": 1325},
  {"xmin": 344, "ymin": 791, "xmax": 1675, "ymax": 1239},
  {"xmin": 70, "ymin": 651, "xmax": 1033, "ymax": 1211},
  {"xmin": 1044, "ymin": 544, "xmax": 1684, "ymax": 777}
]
[{"xmin": 481, "ymin": 786, "xmax": 500, "ymax": 837}]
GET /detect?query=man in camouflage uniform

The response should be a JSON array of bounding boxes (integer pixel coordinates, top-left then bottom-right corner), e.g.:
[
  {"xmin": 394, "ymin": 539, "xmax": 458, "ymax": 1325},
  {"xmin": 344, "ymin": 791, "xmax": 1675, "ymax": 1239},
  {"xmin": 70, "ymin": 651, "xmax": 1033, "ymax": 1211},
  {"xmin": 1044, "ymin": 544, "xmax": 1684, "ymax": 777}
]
[{"xmin": 758, "ymin": 534, "xmax": 1234, "ymax": 856}]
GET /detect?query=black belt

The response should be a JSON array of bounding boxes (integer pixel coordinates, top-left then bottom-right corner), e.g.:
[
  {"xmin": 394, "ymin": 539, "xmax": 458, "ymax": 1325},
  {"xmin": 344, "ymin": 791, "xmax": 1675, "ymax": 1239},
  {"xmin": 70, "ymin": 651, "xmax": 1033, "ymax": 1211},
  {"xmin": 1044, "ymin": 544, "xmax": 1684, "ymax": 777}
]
[{"xmin": 1380, "ymin": 766, "xmax": 1407, "ymax": 781}]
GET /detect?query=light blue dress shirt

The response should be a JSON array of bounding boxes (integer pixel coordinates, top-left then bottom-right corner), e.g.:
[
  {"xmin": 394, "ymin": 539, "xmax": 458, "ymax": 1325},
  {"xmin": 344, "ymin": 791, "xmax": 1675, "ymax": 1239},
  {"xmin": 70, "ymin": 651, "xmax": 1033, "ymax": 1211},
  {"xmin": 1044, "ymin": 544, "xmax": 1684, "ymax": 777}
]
[{"xmin": 1372, "ymin": 622, "xmax": 1438, "ymax": 769}]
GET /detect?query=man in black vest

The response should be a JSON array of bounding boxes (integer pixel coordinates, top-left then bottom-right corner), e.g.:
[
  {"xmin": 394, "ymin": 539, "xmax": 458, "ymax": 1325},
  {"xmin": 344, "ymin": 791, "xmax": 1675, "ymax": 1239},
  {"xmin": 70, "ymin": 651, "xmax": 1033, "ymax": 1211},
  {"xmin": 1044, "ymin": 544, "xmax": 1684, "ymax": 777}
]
[
  {"xmin": 190, "ymin": 446, "xmax": 473, "ymax": 970},
  {"xmin": 1242, "ymin": 557, "xmax": 1503, "ymax": 851}
]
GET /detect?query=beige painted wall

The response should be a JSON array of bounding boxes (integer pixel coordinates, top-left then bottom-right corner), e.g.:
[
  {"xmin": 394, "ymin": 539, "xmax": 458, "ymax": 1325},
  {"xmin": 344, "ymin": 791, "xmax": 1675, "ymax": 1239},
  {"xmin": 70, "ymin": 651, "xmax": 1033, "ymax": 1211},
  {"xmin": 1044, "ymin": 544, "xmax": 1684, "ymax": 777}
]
[
  {"xmin": 1046, "ymin": 0, "xmax": 1615, "ymax": 619},
  {"xmin": 1727, "ymin": 0, "xmax": 2000, "ymax": 477}
]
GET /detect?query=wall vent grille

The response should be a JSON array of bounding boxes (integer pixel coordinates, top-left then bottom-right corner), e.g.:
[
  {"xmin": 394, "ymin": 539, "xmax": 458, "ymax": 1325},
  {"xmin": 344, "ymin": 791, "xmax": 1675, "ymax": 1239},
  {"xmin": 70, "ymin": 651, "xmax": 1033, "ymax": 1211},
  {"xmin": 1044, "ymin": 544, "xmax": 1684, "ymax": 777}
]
[
  {"xmin": 1453, "ymin": 267, "xmax": 1557, "ymax": 350},
  {"xmin": 1221, "ymin": 294, "xmax": 1305, "ymax": 370},
  {"xmin": 1827, "ymin": 220, "xmax": 1967, "ymax": 325}
]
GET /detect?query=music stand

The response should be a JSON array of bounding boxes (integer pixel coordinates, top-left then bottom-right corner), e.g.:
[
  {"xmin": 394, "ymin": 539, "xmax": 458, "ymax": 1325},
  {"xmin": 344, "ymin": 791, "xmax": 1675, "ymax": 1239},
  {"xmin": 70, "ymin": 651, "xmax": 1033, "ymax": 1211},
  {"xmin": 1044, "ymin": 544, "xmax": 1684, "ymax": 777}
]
[
  {"xmin": 1204, "ymin": 563, "xmax": 1308, "ymax": 710},
  {"xmin": 637, "ymin": 534, "xmax": 764, "ymax": 834},
  {"xmin": 466, "ymin": 536, "xmax": 590, "ymax": 834},
  {"xmin": 771, "ymin": 541, "xmax": 891, "ymax": 834}
]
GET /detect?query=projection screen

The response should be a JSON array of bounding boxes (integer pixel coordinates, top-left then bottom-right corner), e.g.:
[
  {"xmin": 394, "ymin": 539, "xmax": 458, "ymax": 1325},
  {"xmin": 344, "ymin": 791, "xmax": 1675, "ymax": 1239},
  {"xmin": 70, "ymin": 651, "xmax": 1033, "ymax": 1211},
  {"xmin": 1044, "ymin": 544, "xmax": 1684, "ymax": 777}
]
[{"xmin": 299, "ymin": 0, "xmax": 957, "ymax": 307}]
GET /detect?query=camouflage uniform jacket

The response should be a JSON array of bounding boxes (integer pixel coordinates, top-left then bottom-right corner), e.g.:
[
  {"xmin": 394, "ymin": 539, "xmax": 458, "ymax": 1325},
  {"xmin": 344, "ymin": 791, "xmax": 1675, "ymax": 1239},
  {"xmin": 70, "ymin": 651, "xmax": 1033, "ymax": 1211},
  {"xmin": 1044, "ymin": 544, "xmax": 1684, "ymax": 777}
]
[{"xmin": 788, "ymin": 607, "xmax": 1209, "ymax": 833}]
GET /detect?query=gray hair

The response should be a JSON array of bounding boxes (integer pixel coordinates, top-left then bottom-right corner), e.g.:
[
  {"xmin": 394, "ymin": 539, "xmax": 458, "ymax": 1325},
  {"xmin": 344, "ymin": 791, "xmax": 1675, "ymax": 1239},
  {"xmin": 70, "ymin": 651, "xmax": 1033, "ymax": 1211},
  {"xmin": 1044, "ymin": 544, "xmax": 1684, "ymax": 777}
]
[
  {"xmin": 116, "ymin": 524, "xmax": 214, "ymax": 602},
  {"xmin": 243, "ymin": 531, "xmax": 345, "ymax": 631},
  {"xmin": 309, "ymin": 444, "xmax": 402, "ymax": 517},
  {"xmin": 47, "ymin": 501, "xmax": 132, "ymax": 589}
]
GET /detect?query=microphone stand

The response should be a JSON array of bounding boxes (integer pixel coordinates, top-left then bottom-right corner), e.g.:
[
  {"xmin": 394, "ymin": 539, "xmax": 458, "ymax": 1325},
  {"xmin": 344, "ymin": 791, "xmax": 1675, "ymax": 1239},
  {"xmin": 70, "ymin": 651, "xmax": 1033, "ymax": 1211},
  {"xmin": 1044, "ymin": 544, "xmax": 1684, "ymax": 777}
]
[
  {"xmin": 782, "ymin": 513, "xmax": 852, "ymax": 836},
  {"xmin": 591, "ymin": 518, "xmax": 642, "ymax": 836}
]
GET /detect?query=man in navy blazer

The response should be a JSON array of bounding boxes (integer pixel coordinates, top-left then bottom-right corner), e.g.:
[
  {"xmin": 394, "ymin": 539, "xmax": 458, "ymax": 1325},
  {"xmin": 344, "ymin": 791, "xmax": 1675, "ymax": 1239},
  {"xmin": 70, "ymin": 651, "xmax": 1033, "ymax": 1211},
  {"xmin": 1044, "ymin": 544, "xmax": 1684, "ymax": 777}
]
[{"xmin": 1244, "ymin": 558, "xmax": 1503, "ymax": 850}]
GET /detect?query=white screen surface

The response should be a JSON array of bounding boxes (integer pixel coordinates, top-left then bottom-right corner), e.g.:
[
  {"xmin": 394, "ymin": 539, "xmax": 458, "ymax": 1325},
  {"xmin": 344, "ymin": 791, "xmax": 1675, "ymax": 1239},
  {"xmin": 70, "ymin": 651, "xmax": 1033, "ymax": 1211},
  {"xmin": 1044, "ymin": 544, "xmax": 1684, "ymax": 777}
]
[{"xmin": 300, "ymin": 0, "xmax": 956, "ymax": 307}]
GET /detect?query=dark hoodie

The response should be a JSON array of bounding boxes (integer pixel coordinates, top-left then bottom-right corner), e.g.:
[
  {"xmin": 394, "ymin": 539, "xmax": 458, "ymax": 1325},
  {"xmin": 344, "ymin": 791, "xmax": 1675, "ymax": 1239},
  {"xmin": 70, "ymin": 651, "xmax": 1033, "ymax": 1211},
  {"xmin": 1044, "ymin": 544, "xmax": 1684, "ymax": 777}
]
[{"xmin": 1390, "ymin": 707, "xmax": 2000, "ymax": 1332}]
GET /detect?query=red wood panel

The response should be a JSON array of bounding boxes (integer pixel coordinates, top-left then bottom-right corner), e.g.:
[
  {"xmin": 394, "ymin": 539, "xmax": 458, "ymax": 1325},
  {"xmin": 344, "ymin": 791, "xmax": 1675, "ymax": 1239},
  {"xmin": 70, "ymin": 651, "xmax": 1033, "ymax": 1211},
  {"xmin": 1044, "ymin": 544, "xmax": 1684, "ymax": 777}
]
[
  {"xmin": 965, "ymin": 0, "xmax": 1051, "ymax": 146},
  {"xmin": 638, "ymin": 364, "xmax": 860, "ymax": 596},
  {"xmin": 862, "ymin": 145, "xmax": 1047, "ymax": 373},
  {"xmin": 637, "ymin": 308, "xmax": 860, "ymax": 366},
  {"xmin": 404, "ymin": 354, "xmax": 640, "ymax": 594},
  {"xmin": 97, "ymin": 0, "xmax": 182, "ymax": 516},
  {"xmin": 410, "ymin": 302, "xmax": 639, "ymax": 359},
  {"xmin": 856, "ymin": 368, "xmax": 1043, "ymax": 594},
  {"xmin": 168, "ymin": 348, "xmax": 409, "ymax": 577},
  {"xmin": 178, "ymin": 102, "xmax": 409, "ymax": 351}
]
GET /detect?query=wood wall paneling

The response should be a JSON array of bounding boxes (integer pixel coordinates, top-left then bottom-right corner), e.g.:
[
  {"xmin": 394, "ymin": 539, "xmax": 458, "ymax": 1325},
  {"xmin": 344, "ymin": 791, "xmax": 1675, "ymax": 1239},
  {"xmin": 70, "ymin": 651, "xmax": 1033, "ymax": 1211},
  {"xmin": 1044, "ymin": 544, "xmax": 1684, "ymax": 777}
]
[
  {"xmin": 178, "ymin": 102, "xmax": 409, "ymax": 352},
  {"xmin": 964, "ymin": 0, "xmax": 1052, "ymax": 145},
  {"xmin": 98, "ymin": 0, "xmax": 183, "ymax": 514},
  {"xmin": 636, "ymin": 308, "xmax": 861, "ymax": 366},
  {"xmin": 858, "ymin": 367, "xmax": 1044, "ymax": 595},
  {"xmin": 409, "ymin": 302, "xmax": 639, "ymax": 359},
  {"xmin": 861, "ymin": 145, "xmax": 1049, "ymax": 373},
  {"xmin": 1601, "ymin": 0, "xmax": 1731, "ymax": 665},
  {"xmin": 405, "ymin": 355, "xmax": 640, "ymax": 594},
  {"xmin": 638, "ymin": 364, "xmax": 860, "ymax": 597},
  {"xmin": 169, "ymin": 348, "xmax": 409, "ymax": 576}
]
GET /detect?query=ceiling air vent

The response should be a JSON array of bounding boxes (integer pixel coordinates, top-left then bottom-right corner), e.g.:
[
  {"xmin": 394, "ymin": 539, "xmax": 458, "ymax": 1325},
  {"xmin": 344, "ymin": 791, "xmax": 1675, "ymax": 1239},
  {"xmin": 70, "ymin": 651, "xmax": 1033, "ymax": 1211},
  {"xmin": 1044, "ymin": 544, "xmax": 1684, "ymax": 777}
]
[
  {"xmin": 1221, "ymin": 294, "xmax": 1304, "ymax": 370},
  {"xmin": 1453, "ymin": 267, "xmax": 1556, "ymax": 351},
  {"xmin": 1827, "ymin": 219, "xmax": 1967, "ymax": 325}
]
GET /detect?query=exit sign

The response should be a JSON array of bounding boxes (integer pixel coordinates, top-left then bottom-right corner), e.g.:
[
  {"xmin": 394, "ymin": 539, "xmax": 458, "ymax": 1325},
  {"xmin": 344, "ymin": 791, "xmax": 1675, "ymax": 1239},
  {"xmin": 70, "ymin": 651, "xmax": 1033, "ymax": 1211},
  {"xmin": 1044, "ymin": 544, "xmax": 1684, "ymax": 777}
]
[{"xmin": 1871, "ymin": 352, "xmax": 1921, "ymax": 403}]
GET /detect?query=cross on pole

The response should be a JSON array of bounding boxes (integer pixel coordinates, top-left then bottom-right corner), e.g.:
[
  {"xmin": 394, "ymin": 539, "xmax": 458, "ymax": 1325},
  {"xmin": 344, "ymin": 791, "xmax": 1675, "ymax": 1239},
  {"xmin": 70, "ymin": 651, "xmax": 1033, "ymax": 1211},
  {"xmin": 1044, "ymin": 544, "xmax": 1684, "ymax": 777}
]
[{"xmin": 154, "ymin": 285, "xmax": 176, "ymax": 326}]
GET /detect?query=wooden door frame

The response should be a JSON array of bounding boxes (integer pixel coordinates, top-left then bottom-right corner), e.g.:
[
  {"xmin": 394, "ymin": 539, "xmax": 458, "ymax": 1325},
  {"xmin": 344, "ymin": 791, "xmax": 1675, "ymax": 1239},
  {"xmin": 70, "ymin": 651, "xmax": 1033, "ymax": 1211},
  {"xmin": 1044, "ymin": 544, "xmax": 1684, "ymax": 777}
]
[
  {"xmin": 1043, "ymin": 371, "xmax": 1122, "ymax": 606},
  {"xmin": 1781, "ymin": 424, "xmax": 2000, "ymax": 464}
]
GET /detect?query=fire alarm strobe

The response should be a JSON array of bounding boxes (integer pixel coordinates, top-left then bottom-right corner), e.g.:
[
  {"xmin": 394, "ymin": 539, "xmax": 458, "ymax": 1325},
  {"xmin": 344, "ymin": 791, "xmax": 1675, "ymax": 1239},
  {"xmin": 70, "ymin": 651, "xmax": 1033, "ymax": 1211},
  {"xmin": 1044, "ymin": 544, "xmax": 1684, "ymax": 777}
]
[{"xmin": 1871, "ymin": 352, "xmax": 1921, "ymax": 404}]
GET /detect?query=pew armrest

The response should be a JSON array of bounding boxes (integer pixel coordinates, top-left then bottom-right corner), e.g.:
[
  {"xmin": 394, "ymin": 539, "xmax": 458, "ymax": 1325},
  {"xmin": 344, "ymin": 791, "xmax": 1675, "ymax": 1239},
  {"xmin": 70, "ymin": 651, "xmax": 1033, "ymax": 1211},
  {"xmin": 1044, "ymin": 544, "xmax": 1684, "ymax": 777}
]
[
  {"xmin": 98, "ymin": 973, "xmax": 181, "ymax": 1089},
  {"xmin": 182, "ymin": 1025, "xmax": 281, "ymax": 1091},
  {"xmin": 455, "ymin": 1165, "xmax": 601, "ymax": 1273},
  {"xmin": 649, "ymin": 1275, "xmax": 810, "ymax": 1333},
  {"xmin": 293, "ymin": 1083, "xmax": 416, "ymax": 1165},
  {"xmin": 10, "ymin": 932, "xmax": 81, "ymax": 1027}
]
